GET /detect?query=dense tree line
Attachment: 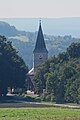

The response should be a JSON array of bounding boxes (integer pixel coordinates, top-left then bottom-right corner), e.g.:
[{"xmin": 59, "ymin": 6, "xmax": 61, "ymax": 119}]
[
  {"xmin": 34, "ymin": 42, "xmax": 80, "ymax": 104},
  {"xmin": 0, "ymin": 35, "xmax": 28, "ymax": 97}
]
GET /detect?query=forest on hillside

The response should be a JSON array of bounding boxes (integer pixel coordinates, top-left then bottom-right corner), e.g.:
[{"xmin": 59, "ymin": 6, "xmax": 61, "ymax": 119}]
[
  {"xmin": 33, "ymin": 42, "xmax": 80, "ymax": 104},
  {"xmin": 8, "ymin": 34, "xmax": 80, "ymax": 69}
]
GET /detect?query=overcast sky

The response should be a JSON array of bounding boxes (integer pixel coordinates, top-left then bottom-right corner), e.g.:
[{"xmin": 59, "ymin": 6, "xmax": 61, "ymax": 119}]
[{"xmin": 0, "ymin": 0, "xmax": 80, "ymax": 18}]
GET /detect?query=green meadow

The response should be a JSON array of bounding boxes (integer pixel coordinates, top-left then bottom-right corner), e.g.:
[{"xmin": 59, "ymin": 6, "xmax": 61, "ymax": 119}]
[{"xmin": 0, "ymin": 108, "xmax": 80, "ymax": 120}]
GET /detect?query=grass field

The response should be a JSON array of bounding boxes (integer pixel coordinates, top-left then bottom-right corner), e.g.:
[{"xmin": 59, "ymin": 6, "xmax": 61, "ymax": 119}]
[{"xmin": 0, "ymin": 108, "xmax": 80, "ymax": 120}]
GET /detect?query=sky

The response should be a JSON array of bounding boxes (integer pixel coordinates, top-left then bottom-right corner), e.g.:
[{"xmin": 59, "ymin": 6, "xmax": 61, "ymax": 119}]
[{"xmin": 0, "ymin": 0, "xmax": 80, "ymax": 18}]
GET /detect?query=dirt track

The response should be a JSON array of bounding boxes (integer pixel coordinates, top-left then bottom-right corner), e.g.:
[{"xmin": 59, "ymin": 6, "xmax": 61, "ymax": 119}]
[
  {"xmin": 0, "ymin": 102, "xmax": 80, "ymax": 109},
  {"xmin": 0, "ymin": 102, "xmax": 55, "ymax": 108}
]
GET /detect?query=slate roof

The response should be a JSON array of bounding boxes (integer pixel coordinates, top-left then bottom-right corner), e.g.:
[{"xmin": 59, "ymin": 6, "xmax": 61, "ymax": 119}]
[{"xmin": 33, "ymin": 22, "xmax": 48, "ymax": 53}]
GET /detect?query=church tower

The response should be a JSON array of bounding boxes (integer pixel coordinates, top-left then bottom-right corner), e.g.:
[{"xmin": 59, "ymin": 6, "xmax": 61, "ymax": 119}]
[{"xmin": 33, "ymin": 20, "xmax": 48, "ymax": 72}]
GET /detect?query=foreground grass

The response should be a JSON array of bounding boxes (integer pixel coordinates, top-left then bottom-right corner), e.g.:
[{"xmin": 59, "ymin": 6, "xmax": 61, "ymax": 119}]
[{"xmin": 0, "ymin": 108, "xmax": 80, "ymax": 120}]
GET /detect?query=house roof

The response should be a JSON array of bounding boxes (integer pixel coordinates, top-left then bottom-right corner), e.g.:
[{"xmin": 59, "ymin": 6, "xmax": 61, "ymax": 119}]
[{"xmin": 27, "ymin": 68, "xmax": 34, "ymax": 75}]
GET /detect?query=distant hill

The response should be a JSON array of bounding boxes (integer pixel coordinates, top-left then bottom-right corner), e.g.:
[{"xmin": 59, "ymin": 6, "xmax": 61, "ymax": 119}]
[
  {"xmin": 0, "ymin": 17, "xmax": 80, "ymax": 37},
  {"xmin": 0, "ymin": 21, "xmax": 26, "ymax": 36},
  {"xmin": 0, "ymin": 21, "xmax": 80, "ymax": 69}
]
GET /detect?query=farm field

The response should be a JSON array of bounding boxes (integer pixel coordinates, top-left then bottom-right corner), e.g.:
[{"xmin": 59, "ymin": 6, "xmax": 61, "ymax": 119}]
[{"xmin": 0, "ymin": 108, "xmax": 80, "ymax": 120}]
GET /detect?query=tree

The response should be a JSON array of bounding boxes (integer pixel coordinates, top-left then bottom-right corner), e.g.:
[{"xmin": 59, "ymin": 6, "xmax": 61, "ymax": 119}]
[
  {"xmin": 33, "ymin": 69, "xmax": 44, "ymax": 95},
  {"xmin": 0, "ymin": 35, "xmax": 28, "ymax": 96},
  {"xmin": 63, "ymin": 65, "xmax": 77, "ymax": 79},
  {"xmin": 67, "ymin": 42, "xmax": 80, "ymax": 58}
]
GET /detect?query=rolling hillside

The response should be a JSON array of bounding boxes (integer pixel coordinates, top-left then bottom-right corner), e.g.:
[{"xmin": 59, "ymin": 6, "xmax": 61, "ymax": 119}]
[{"xmin": 0, "ymin": 21, "xmax": 80, "ymax": 69}]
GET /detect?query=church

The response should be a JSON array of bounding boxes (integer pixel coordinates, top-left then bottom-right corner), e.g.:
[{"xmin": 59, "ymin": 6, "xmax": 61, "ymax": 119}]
[{"xmin": 27, "ymin": 20, "xmax": 48, "ymax": 90}]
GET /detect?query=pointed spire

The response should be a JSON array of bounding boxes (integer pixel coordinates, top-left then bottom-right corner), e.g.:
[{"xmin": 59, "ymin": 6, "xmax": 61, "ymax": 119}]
[
  {"xmin": 39, "ymin": 18, "xmax": 41, "ymax": 26},
  {"xmin": 33, "ymin": 20, "xmax": 48, "ymax": 53}
]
